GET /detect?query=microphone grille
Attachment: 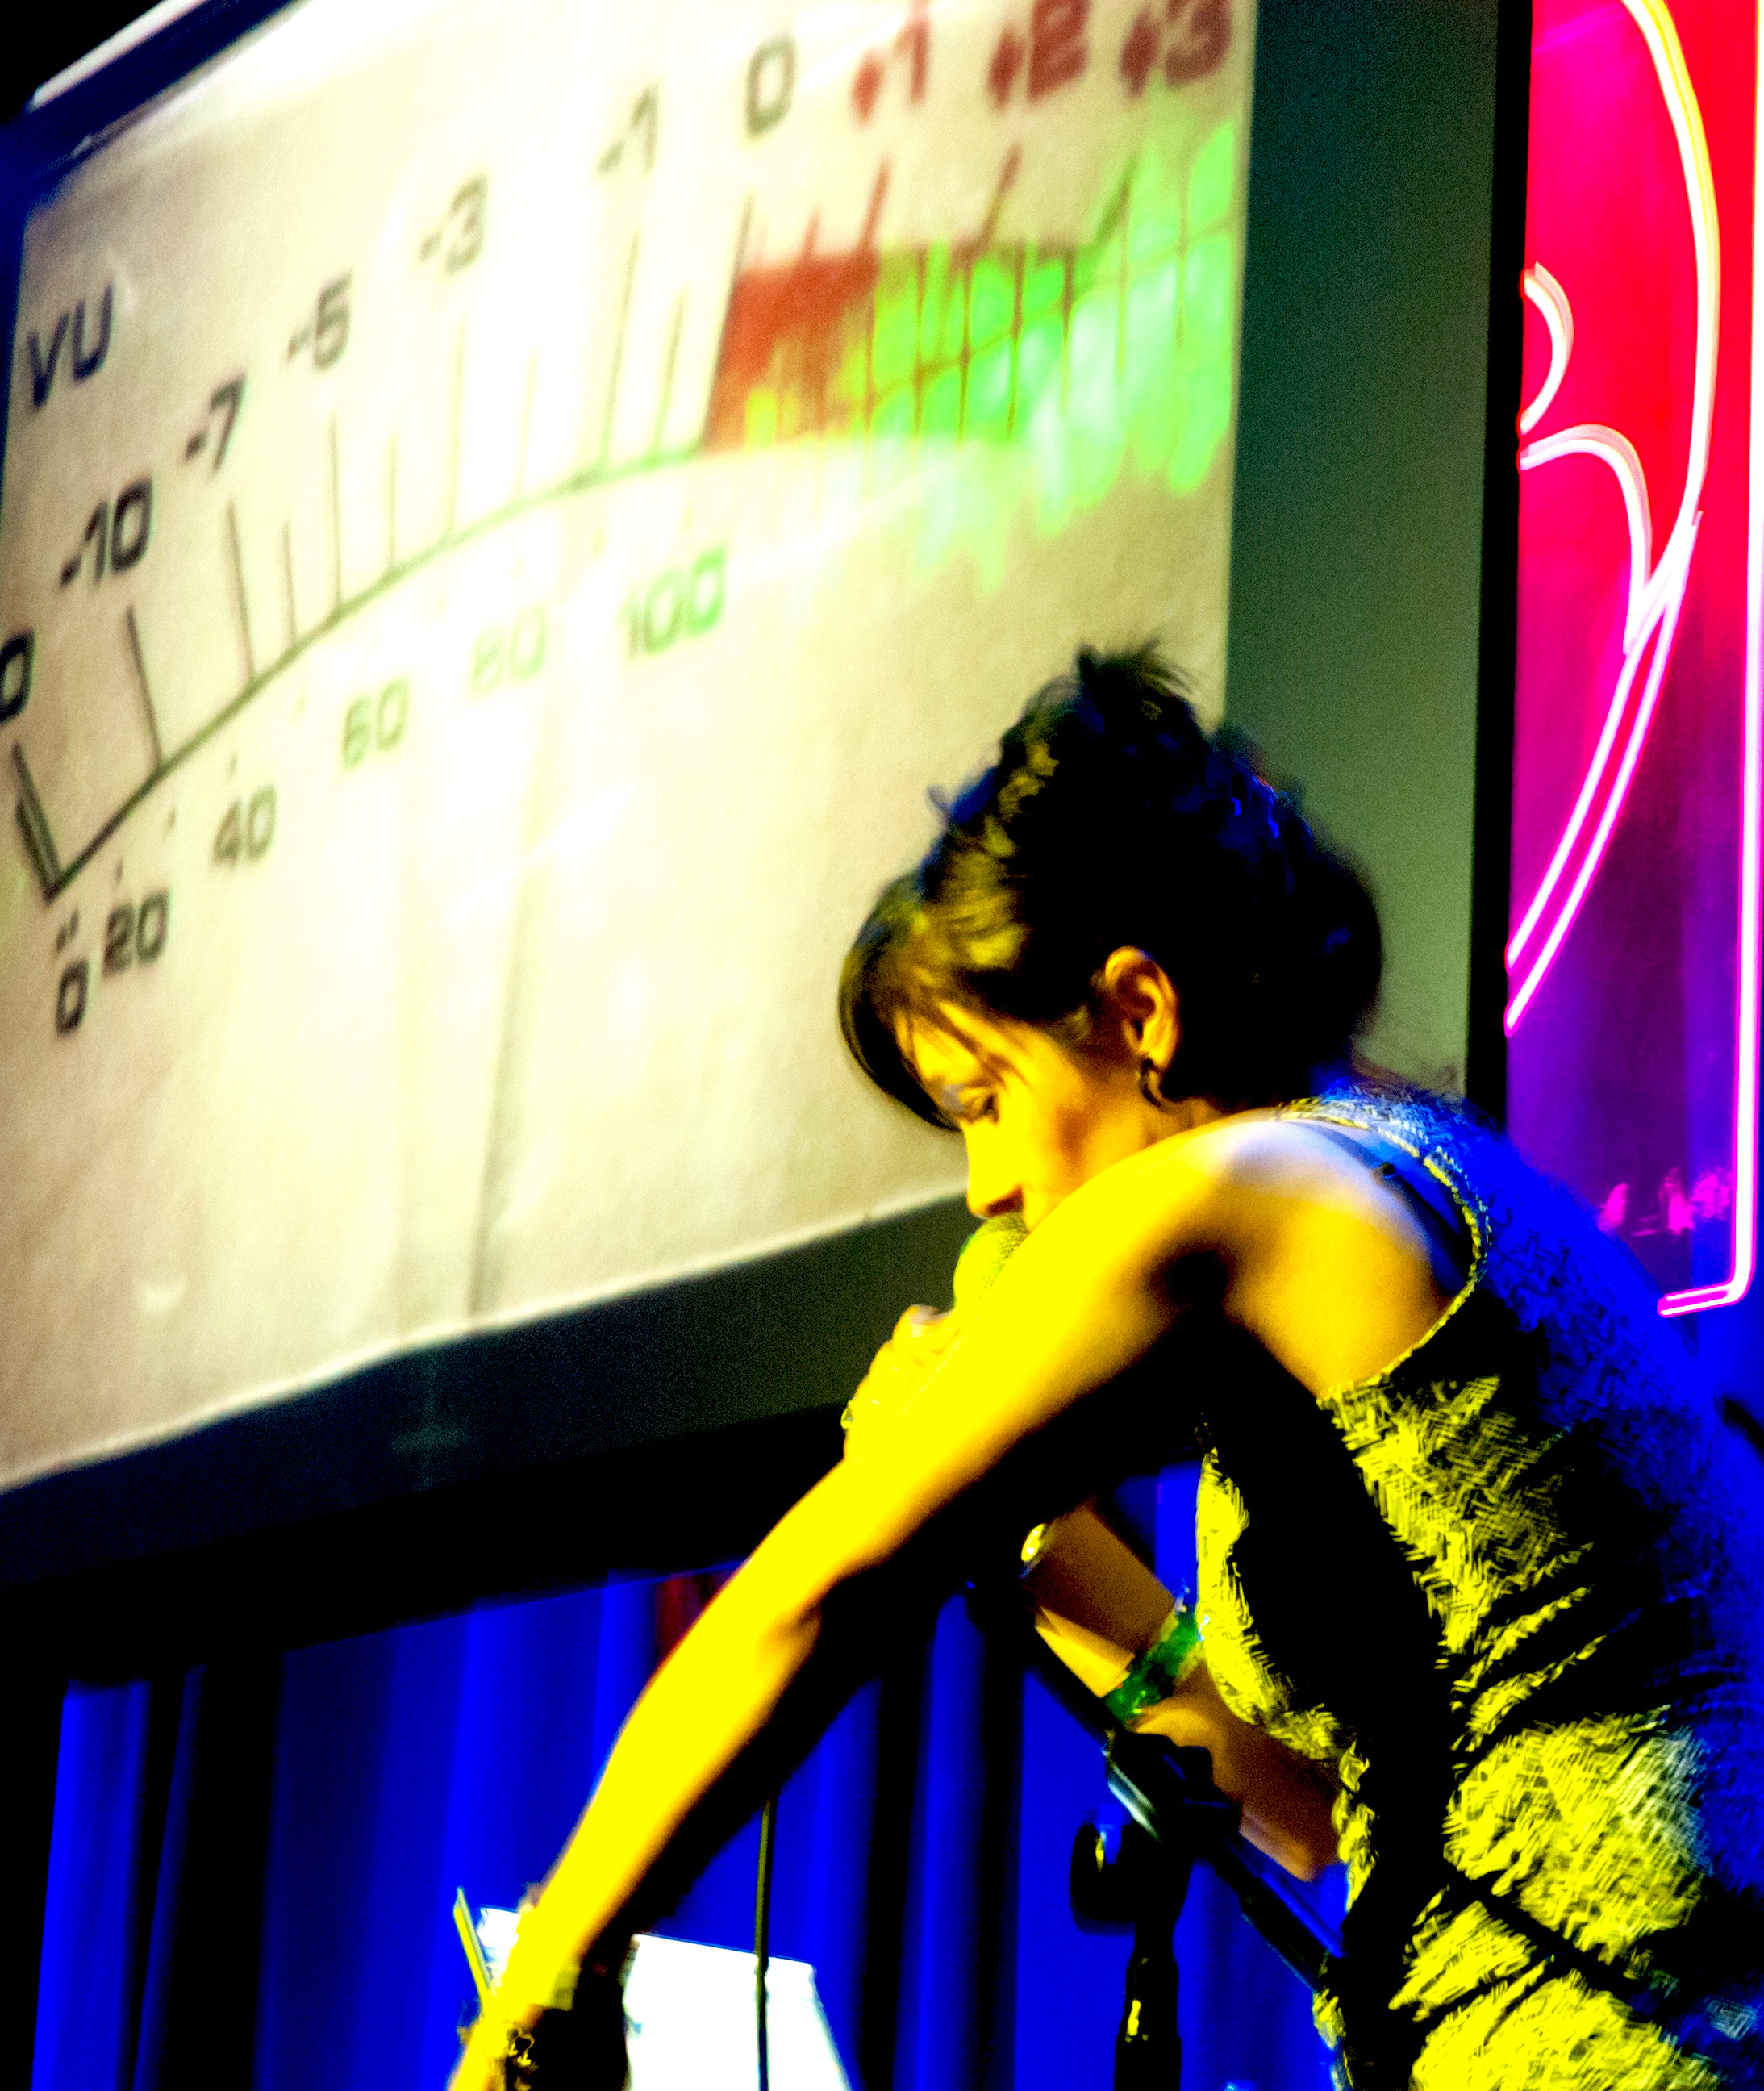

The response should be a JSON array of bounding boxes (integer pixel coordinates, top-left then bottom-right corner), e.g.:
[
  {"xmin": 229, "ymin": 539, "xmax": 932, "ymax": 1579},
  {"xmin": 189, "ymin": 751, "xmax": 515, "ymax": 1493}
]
[{"xmin": 951, "ymin": 1214, "xmax": 1028, "ymax": 1308}]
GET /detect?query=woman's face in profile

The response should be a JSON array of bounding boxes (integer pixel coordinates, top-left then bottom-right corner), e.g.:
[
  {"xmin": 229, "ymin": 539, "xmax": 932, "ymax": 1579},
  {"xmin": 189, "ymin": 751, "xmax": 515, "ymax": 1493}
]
[{"xmin": 901, "ymin": 1005, "xmax": 1154, "ymax": 1233}]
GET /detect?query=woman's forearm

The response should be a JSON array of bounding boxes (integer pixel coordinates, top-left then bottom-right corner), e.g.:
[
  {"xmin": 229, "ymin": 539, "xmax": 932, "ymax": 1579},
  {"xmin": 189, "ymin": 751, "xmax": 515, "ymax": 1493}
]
[
  {"xmin": 536, "ymin": 1568, "xmax": 821, "ymax": 1964},
  {"xmin": 1020, "ymin": 1506, "xmax": 1338, "ymax": 1880},
  {"xmin": 556, "ymin": 1186, "xmax": 1186, "ymax": 1934},
  {"xmin": 452, "ymin": 1169, "xmax": 1211, "ymax": 2087},
  {"xmin": 450, "ymin": 1492, "xmax": 847, "ymax": 2089}
]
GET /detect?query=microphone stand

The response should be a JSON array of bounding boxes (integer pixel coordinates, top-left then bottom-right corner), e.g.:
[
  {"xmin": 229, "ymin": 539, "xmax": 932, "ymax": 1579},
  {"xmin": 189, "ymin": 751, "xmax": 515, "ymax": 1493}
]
[
  {"xmin": 967, "ymin": 1584, "xmax": 1339, "ymax": 2089},
  {"xmin": 1068, "ymin": 1798, "xmax": 1191, "ymax": 2089}
]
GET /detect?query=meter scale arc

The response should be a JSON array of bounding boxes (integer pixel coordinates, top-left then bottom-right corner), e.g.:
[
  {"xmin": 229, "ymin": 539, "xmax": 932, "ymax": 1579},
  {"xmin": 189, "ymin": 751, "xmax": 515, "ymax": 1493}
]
[{"xmin": 0, "ymin": 0, "xmax": 1253, "ymax": 1492}]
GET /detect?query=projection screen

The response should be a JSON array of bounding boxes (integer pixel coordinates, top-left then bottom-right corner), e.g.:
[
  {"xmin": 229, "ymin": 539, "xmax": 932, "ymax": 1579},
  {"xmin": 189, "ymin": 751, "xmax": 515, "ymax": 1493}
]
[{"xmin": 0, "ymin": 0, "xmax": 1253, "ymax": 1495}]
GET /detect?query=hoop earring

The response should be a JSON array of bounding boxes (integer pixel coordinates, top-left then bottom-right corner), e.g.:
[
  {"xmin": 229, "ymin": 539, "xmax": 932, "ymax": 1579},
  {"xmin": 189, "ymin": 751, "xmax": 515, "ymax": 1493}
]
[{"xmin": 1137, "ymin": 1057, "xmax": 1171, "ymax": 1111}]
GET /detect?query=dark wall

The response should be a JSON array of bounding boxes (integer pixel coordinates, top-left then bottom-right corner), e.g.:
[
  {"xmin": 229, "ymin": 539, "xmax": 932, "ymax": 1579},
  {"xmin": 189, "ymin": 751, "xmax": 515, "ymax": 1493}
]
[
  {"xmin": 1227, "ymin": 0, "xmax": 1508, "ymax": 1092},
  {"xmin": 0, "ymin": 6, "xmax": 151, "ymax": 118}
]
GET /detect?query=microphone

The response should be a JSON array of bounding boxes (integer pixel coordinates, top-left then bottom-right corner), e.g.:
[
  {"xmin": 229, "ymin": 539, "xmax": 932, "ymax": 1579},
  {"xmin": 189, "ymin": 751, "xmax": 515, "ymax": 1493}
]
[
  {"xmin": 841, "ymin": 1214, "xmax": 1027, "ymax": 1445},
  {"xmin": 950, "ymin": 1212, "xmax": 1028, "ymax": 1308}
]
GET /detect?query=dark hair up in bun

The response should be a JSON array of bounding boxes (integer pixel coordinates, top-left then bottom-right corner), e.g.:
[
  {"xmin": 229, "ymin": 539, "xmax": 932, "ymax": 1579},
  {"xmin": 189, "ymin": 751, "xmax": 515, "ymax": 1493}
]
[{"xmin": 839, "ymin": 644, "xmax": 1382, "ymax": 1125}]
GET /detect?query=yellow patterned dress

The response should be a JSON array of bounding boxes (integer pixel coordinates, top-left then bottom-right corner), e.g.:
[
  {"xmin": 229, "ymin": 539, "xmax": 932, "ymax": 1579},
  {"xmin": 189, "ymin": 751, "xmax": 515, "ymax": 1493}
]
[{"xmin": 1191, "ymin": 1091, "xmax": 1764, "ymax": 2089}]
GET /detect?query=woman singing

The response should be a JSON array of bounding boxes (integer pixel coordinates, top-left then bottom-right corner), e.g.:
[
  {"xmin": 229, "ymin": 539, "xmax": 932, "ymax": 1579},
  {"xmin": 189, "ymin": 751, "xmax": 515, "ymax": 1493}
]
[{"xmin": 453, "ymin": 647, "xmax": 1764, "ymax": 2090}]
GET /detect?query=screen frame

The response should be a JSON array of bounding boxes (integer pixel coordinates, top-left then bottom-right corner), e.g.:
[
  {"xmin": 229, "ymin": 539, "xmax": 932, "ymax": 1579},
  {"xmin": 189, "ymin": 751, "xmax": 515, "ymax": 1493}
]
[
  {"xmin": 2, "ymin": 1189, "xmax": 978, "ymax": 1665},
  {"xmin": 1466, "ymin": 0, "xmax": 1532, "ymax": 1128}
]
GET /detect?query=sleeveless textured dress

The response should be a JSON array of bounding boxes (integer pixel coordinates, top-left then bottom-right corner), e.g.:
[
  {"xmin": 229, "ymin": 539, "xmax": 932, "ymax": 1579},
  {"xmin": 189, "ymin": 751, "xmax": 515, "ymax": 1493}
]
[{"xmin": 1190, "ymin": 1087, "xmax": 1764, "ymax": 2090}]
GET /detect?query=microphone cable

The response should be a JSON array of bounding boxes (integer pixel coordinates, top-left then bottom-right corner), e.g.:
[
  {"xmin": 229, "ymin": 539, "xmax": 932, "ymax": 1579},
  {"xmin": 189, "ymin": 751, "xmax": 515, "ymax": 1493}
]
[{"xmin": 754, "ymin": 1792, "xmax": 778, "ymax": 2091}]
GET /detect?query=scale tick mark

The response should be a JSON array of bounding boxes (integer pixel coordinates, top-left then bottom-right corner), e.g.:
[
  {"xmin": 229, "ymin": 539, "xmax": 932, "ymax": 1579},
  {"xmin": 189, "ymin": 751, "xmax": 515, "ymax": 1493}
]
[
  {"xmin": 225, "ymin": 500, "xmax": 256, "ymax": 684},
  {"xmin": 124, "ymin": 606, "xmax": 165, "ymax": 775}
]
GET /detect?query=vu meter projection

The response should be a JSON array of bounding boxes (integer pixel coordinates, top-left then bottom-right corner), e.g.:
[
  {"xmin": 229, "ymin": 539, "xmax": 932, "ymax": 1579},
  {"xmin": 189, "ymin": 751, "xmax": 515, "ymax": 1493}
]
[{"xmin": 0, "ymin": 0, "xmax": 1252, "ymax": 1490}]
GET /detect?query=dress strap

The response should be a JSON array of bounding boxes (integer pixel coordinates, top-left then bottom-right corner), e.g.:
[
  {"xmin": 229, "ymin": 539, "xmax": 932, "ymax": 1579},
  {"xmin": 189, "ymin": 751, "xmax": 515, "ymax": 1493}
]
[{"xmin": 1298, "ymin": 1118, "xmax": 1475, "ymax": 1281}]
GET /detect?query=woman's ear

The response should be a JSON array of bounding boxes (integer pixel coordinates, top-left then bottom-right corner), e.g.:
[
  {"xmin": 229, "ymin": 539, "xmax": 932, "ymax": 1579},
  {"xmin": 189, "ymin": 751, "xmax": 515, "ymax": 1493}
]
[{"xmin": 1096, "ymin": 947, "xmax": 1181, "ymax": 1072}]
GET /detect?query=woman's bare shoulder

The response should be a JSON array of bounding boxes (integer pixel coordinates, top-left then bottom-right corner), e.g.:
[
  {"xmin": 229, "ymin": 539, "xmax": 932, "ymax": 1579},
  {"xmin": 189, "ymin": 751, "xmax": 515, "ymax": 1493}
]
[
  {"xmin": 1118, "ymin": 1112, "xmax": 1459, "ymax": 1394},
  {"xmin": 1093, "ymin": 1108, "xmax": 1416, "ymax": 1222}
]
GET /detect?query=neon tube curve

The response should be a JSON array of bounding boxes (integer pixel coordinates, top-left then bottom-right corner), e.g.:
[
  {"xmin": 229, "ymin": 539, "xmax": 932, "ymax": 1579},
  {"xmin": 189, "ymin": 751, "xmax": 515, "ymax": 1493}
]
[
  {"xmin": 1660, "ymin": 0, "xmax": 1764, "ymax": 1315},
  {"xmin": 1507, "ymin": 0, "xmax": 1719, "ymax": 1025}
]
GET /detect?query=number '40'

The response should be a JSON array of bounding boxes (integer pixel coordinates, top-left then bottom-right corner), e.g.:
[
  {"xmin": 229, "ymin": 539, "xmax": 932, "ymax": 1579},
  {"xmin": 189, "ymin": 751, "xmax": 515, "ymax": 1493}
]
[{"xmin": 214, "ymin": 786, "xmax": 277, "ymax": 865}]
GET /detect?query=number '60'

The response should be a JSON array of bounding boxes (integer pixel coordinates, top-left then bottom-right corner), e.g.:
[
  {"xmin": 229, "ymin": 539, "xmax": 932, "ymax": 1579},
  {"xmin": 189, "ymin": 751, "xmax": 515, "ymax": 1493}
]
[{"xmin": 342, "ymin": 678, "xmax": 410, "ymax": 768}]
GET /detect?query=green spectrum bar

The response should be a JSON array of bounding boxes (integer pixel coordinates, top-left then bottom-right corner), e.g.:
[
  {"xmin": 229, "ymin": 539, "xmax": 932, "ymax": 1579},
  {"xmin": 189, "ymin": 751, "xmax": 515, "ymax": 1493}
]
[{"xmin": 703, "ymin": 130, "xmax": 1240, "ymax": 503}]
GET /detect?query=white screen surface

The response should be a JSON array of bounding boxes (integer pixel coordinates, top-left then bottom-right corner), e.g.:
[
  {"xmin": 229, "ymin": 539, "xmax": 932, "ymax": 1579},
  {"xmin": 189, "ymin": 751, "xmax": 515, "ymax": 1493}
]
[{"xmin": 0, "ymin": 0, "xmax": 1251, "ymax": 1492}]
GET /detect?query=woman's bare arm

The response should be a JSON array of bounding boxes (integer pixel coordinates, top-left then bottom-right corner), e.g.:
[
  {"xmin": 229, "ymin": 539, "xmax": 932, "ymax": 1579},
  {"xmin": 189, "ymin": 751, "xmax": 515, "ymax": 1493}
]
[
  {"xmin": 1021, "ymin": 1501, "xmax": 1338, "ymax": 1878},
  {"xmin": 452, "ymin": 1162, "xmax": 1191, "ymax": 2083},
  {"xmin": 450, "ymin": 1120, "xmax": 1445, "ymax": 2087}
]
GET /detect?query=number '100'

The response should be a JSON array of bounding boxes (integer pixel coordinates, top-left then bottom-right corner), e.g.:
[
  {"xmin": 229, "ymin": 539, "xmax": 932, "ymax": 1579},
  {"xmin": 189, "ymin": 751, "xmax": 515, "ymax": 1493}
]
[{"xmin": 622, "ymin": 549, "xmax": 724, "ymax": 657}]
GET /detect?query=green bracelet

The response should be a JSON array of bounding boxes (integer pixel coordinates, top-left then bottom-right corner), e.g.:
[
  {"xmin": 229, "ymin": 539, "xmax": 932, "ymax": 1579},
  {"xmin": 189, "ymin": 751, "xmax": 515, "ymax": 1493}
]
[{"xmin": 1101, "ymin": 1606, "xmax": 1203, "ymax": 1727}]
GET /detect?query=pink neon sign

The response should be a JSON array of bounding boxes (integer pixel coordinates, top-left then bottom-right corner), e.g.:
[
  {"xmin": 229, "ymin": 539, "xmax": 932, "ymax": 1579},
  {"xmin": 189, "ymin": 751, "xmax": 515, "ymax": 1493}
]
[{"xmin": 1509, "ymin": 0, "xmax": 1762, "ymax": 1313}]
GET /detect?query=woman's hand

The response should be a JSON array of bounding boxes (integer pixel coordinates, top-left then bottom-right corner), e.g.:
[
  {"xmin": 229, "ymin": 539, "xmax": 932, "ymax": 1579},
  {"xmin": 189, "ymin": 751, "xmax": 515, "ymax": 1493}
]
[
  {"xmin": 452, "ymin": 2007, "xmax": 527, "ymax": 2091},
  {"xmin": 842, "ymin": 1304, "xmax": 965, "ymax": 1452},
  {"xmin": 1020, "ymin": 1503, "xmax": 1338, "ymax": 1880},
  {"xmin": 452, "ymin": 1997, "xmax": 628, "ymax": 2091},
  {"xmin": 1133, "ymin": 1664, "xmax": 1340, "ymax": 1880},
  {"xmin": 453, "ymin": 1999, "xmax": 532, "ymax": 2091},
  {"xmin": 449, "ymin": 1919, "xmax": 612, "ymax": 2091}
]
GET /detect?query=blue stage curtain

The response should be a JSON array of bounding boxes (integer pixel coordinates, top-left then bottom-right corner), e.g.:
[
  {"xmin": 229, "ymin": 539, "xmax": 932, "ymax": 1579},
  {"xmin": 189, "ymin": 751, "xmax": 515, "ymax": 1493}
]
[{"xmin": 31, "ymin": 1467, "xmax": 1339, "ymax": 2091}]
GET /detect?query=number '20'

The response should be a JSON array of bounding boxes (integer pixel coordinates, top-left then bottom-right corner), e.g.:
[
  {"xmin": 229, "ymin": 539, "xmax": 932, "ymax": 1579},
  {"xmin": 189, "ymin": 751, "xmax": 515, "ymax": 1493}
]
[{"xmin": 55, "ymin": 888, "xmax": 169, "ymax": 1035}]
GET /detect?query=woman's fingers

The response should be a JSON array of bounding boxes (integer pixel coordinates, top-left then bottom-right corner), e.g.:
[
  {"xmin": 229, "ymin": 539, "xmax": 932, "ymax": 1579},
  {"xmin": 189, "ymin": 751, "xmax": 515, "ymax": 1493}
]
[
  {"xmin": 891, "ymin": 1302, "xmax": 944, "ymax": 1342},
  {"xmin": 844, "ymin": 1307, "xmax": 962, "ymax": 1452}
]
